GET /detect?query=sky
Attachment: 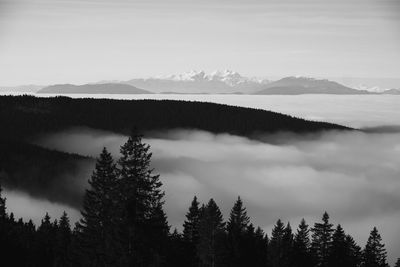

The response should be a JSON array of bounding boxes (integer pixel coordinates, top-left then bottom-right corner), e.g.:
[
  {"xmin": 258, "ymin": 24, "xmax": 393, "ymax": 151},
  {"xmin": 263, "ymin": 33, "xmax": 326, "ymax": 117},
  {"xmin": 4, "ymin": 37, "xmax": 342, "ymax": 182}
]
[{"xmin": 0, "ymin": 0, "xmax": 399, "ymax": 86}]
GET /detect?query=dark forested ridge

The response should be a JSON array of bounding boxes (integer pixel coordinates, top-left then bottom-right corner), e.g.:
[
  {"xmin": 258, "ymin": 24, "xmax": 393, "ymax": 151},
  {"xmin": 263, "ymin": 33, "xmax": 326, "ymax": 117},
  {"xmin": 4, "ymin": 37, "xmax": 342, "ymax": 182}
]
[
  {"xmin": 0, "ymin": 95, "xmax": 349, "ymax": 142},
  {"xmin": 0, "ymin": 133, "xmax": 395, "ymax": 267}
]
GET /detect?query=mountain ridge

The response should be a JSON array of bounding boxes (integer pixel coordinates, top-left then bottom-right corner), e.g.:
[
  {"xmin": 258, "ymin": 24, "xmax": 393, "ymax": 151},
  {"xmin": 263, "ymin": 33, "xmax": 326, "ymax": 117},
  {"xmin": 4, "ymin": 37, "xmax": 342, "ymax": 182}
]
[
  {"xmin": 254, "ymin": 76, "xmax": 373, "ymax": 95},
  {"xmin": 5, "ymin": 71, "xmax": 400, "ymax": 95},
  {"xmin": 38, "ymin": 83, "xmax": 151, "ymax": 94}
]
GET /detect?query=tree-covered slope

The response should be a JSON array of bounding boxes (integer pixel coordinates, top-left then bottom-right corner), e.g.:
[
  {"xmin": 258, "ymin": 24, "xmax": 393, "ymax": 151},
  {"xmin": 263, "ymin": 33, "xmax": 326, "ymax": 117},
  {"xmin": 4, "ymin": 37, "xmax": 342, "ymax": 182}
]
[{"xmin": 0, "ymin": 95, "xmax": 349, "ymax": 142}]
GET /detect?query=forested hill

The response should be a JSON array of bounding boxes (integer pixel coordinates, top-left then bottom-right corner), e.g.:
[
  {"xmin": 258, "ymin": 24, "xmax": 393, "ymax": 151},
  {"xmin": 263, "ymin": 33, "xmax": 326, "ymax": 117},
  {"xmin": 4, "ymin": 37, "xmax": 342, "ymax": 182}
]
[{"xmin": 0, "ymin": 95, "xmax": 349, "ymax": 141}]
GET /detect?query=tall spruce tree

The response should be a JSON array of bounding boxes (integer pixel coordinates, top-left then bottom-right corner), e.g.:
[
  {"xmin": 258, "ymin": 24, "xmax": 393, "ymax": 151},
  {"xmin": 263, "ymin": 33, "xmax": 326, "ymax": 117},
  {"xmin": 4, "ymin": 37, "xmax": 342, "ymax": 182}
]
[
  {"xmin": 54, "ymin": 211, "xmax": 72, "ymax": 267},
  {"xmin": 282, "ymin": 222, "xmax": 294, "ymax": 267},
  {"xmin": 293, "ymin": 219, "xmax": 312, "ymax": 267},
  {"xmin": 311, "ymin": 212, "xmax": 334, "ymax": 267},
  {"xmin": 37, "ymin": 213, "xmax": 57, "ymax": 267},
  {"xmin": 183, "ymin": 196, "xmax": 201, "ymax": 266},
  {"xmin": 269, "ymin": 219, "xmax": 286, "ymax": 267},
  {"xmin": 78, "ymin": 147, "xmax": 122, "ymax": 267},
  {"xmin": 253, "ymin": 227, "xmax": 270, "ymax": 267},
  {"xmin": 118, "ymin": 131, "xmax": 167, "ymax": 266},
  {"xmin": 197, "ymin": 198, "xmax": 226, "ymax": 267},
  {"xmin": 363, "ymin": 227, "xmax": 389, "ymax": 267},
  {"xmin": 327, "ymin": 224, "xmax": 347, "ymax": 267},
  {"xmin": 344, "ymin": 235, "xmax": 362, "ymax": 267},
  {"xmin": 183, "ymin": 196, "xmax": 201, "ymax": 243},
  {"xmin": 226, "ymin": 196, "xmax": 250, "ymax": 267}
]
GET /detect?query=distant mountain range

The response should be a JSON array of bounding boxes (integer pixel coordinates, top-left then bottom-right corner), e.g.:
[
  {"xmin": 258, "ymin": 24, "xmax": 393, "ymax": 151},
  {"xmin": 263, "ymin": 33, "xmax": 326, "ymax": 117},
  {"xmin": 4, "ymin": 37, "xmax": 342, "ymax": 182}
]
[
  {"xmin": 38, "ymin": 83, "xmax": 151, "ymax": 94},
  {"xmin": 382, "ymin": 88, "xmax": 400, "ymax": 95},
  {"xmin": 253, "ymin": 77, "xmax": 372, "ymax": 95},
  {"xmin": 3, "ymin": 70, "xmax": 399, "ymax": 95},
  {"xmin": 122, "ymin": 70, "xmax": 269, "ymax": 94}
]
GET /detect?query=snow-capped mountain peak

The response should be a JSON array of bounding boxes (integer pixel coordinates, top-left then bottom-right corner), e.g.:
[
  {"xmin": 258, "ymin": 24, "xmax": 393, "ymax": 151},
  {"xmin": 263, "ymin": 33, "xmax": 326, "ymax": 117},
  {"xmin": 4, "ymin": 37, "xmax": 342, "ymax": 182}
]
[
  {"xmin": 207, "ymin": 70, "xmax": 247, "ymax": 86},
  {"xmin": 166, "ymin": 70, "xmax": 207, "ymax": 81},
  {"xmin": 159, "ymin": 70, "xmax": 267, "ymax": 87}
]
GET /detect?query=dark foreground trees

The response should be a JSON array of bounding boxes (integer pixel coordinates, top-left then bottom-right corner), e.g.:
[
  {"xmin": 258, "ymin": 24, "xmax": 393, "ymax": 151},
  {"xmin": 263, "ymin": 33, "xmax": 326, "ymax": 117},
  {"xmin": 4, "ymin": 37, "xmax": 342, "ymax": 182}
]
[
  {"xmin": 0, "ymin": 132, "xmax": 396, "ymax": 267},
  {"xmin": 76, "ymin": 147, "xmax": 122, "ymax": 266}
]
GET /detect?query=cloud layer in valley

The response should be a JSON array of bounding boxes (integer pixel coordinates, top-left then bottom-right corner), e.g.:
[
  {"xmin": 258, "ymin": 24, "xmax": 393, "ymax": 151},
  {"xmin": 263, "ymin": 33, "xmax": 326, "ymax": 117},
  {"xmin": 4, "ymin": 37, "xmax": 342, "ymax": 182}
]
[{"xmin": 29, "ymin": 127, "xmax": 400, "ymax": 264}]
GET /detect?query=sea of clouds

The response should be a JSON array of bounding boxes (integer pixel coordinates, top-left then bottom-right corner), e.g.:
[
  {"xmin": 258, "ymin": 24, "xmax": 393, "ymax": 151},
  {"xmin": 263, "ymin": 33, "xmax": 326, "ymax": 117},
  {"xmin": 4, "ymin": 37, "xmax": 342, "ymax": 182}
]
[{"xmin": 5, "ymin": 126, "xmax": 398, "ymax": 264}]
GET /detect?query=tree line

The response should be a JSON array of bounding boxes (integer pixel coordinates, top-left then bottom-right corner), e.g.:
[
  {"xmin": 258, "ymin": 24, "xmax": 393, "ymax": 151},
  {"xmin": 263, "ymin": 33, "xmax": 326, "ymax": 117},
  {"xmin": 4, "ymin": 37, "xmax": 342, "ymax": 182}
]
[
  {"xmin": 0, "ymin": 95, "xmax": 348, "ymax": 142},
  {"xmin": 0, "ymin": 132, "xmax": 397, "ymax": 267}
]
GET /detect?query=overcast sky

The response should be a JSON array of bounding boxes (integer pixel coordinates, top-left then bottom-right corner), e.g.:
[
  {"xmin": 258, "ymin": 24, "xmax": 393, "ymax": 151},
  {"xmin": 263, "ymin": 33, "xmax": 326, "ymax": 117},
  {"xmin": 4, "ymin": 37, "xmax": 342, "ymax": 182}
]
[{"xmin": 0, "ymin": 0, "xmax": 399, "ymax": 85}]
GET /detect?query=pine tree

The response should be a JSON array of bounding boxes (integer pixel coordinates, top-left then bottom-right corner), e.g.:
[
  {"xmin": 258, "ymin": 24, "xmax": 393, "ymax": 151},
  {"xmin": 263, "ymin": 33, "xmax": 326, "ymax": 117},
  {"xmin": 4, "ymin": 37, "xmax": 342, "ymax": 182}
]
[
  {"xmin": 54, "ymin": 211, "xmax": 72, "ymax": 267},
  {"xmin": 311, "ymin": 212, "xmax": 334, "ymax": 267},
  {"xmin": 183, "ymin": 196, "xmax": 201, "ymax": 243},
  {"xmin": 197, "ymin": 198, "xmax": 226, "ymax": 267},
  {"xmin": 269, "ymin": 219, "xmax": 286, "ymax": 267},
  {"xmin": 253, "ymin": 227, "xmax": 269, "ymax": 267},
  {"xmin": 77, "ymin": 147, "xmax": 122, "ymax": 267},
  {"xmin": 183, "ymin": 196, "xmax": 201, "ymax": 266},
  {"xmin": 282, "ymin": 222, "xmax": 294, "ymax": 267},
  {"xmin": 344, "ymin": 235, "xmax": 362, "ymax": 267},
  {"xmin": 145, "ymin": 202, "xmax": 170, "ymax": 266},
  {"xmin": 37, "ymin": 213, "xmax": 57, "ymax": 267},
  {"xmin": 363, "ymin": 227, "xmax": 389, "ymax": 267},
  {"xmin": 118, "ymin": 131, "xmax": 167, "ymax": 266},
  {"xmin": 394, "ymin": 258, "xmax": 400, "ymax": 267},
  {"xmin": 293, "ymin": 219, "xmax": 312, "ymax": 267},
  {"xmin": 226, "ymin": 196, "xmax": 250, "ymax": 267},
  {"xmin": 227, "ymin": 196, "xmax": 250, "ymax": 234},
  {"xmin": 327, "ymin": 224, "xmax": 347, "ymax": 267}
]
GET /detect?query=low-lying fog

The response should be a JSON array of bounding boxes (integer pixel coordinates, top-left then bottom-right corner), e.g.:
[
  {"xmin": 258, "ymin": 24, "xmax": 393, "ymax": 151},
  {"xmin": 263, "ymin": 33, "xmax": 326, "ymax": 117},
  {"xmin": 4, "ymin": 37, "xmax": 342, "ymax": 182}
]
[{"xmin": 6, "ymin": 126, "xmax": 398, "ymax": 264}]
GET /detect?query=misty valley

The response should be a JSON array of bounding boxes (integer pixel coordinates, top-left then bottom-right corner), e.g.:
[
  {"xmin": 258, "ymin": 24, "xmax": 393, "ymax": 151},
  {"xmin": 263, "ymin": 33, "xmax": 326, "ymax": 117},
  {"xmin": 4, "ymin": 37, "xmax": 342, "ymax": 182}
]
[{"xmin": 0, "ymin": 95, "xmax": 399, "ymax": 267}]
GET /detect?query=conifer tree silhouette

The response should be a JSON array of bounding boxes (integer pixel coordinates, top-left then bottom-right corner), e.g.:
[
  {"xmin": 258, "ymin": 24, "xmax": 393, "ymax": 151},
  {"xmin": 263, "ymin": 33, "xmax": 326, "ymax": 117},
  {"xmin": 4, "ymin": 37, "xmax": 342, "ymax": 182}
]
[
  {"xmin": 344, "ymin": 235, "xmax": 362, "ymax": 267},
  {"xmin": 311, "ymin": 212, "xmax": 334, "ymax": 267},
  {"xmin": 363, "ymin": 227, "xmax": 389, "ymax": 267},
  {"xmin": 77, "ymin": 147, "xmax": 122, "ymax": 266},
  {"xmin": 226, "ymin": 196, "xmax": 250, "ymax": 267},
  {"xmin": 183, "ymin": 196, "xmax": 201, "ymax": 266},
  {"xmin": 118, "ymin": 130, "xmax": 167, "ymax": 266},
  {"xmin": 282, "ymin": 222, "xmax": 294, "ymax": 267},
  {"xmin": 293, "ymin": 219, "xmax": 312, "ymax": 267},
  {"xmin": 269, "ymin": 219, "xmax": 286, "ymax": 267},
  {"xmin": 197, "ymin": 198, "xmax": 226, "ymax": 267},
  {"xmin": 54, "ymin": 211, "xmax": 72, "ymax": 267}
]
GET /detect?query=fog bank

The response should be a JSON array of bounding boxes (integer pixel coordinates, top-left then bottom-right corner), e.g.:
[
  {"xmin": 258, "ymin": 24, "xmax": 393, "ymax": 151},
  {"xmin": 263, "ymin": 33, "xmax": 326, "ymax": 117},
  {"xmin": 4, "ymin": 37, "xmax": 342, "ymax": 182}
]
[
  {"xmin": 30, "ymin": 128, "xmax": 400, "ymax": 264},
  {"xmin": 3, "ymin": 190, "xmax": 80, "ymax": 226}
]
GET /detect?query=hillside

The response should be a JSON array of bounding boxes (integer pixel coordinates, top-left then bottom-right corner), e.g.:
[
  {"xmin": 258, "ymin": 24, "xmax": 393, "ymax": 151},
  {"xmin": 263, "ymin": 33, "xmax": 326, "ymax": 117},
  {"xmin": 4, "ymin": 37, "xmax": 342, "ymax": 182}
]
[
  {"xmin": 0, "ymin": 95, "xmax": 350, "ymax": 142},
  {"xmin": 38, "ymin": 83, "xmax": 151, "ymax": 94},
  {"xmin": 254, "ymin": 77, "xmax": 372, "ymax": 95},
  {"xmin": 382, "ymin": 89, "xmax": 400, "ymax": 95}
]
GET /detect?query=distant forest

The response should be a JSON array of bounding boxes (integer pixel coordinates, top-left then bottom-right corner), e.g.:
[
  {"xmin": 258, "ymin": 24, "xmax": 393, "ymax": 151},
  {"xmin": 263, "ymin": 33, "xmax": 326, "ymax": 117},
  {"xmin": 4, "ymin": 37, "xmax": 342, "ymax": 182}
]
[
  {"xmin": 0, "ymin": 132, "xmax": 397, "ymax": 267},
  {"xmin": 0, "ymin": 95, "xmax": 349, "ymax": 141}
]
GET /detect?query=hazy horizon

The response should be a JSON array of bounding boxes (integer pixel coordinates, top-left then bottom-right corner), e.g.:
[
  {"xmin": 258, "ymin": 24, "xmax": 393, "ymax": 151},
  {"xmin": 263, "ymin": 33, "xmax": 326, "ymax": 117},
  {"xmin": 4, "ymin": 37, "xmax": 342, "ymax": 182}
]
[{"xmin": 1, "ymin": 0, "xmax": 399, "ymax": 86}]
